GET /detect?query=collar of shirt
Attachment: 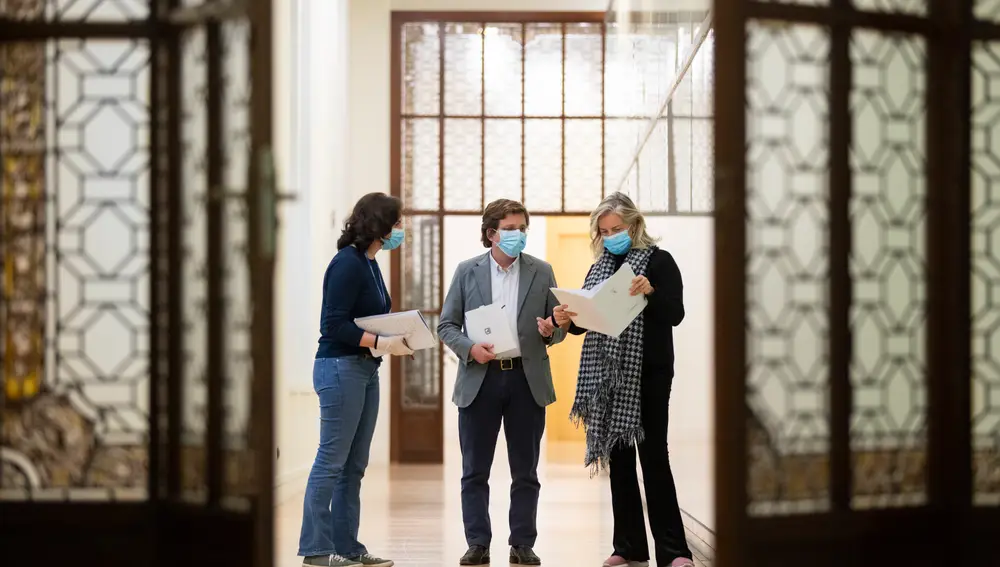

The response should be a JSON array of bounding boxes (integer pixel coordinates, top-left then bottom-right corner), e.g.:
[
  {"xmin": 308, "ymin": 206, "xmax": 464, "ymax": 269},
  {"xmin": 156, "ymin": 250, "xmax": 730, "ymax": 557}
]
[{"xmin": 489, "ymin": 251, "xmax": 520, "ymax": 276}]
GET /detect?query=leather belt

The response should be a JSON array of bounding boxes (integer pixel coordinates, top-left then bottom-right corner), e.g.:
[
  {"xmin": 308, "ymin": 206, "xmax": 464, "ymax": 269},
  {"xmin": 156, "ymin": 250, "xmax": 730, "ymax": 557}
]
[{"xmin": 490, "ymin": 357, "xmax": 523, "ymax": 371}]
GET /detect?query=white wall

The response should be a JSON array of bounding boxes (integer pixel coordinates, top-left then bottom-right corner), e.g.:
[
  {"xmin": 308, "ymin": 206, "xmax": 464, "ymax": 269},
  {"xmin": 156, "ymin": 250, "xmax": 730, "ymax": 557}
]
[
  {"xmin": 273, "ymin": 0, "xmax": 353, "ymax": 501},
  {"xmin": 645, "ymin": 216, "xmax": 714, "ymax": 528}
]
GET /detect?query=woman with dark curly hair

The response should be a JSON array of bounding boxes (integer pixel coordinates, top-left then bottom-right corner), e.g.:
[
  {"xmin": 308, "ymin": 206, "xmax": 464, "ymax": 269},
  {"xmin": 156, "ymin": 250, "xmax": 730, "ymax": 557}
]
[{"xmin": 297, "ymin": 192, "xmax": 411, "ymax": 567}]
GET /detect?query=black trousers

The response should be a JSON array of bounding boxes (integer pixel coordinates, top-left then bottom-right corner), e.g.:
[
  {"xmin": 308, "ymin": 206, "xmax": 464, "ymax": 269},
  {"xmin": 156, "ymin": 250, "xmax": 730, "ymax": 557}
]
[
  {"xmin": 458, "ymin": 362, "xmax": 546, "ymax": 548},
  {"xmin": 609, "ymin": 367, "xmax": 692, "ymax": 564}
]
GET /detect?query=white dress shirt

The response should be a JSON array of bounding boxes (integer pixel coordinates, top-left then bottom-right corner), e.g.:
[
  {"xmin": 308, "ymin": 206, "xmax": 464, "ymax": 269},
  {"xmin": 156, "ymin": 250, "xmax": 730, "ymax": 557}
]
[{"xmin": 489, "ymin": 252, "xmax": 521, "ymax": 359}]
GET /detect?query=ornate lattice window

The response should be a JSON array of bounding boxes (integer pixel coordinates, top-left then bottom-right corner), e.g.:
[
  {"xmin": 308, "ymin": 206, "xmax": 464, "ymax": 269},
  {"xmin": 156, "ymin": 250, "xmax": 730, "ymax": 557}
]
[{"xmin": 391, "ymin": 12, "xmax": 714, "ymax": 416}]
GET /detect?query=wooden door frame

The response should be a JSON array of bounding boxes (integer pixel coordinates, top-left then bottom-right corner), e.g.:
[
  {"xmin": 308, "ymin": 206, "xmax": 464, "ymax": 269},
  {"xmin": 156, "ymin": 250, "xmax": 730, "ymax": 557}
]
[
  {"xmin": 0, "ymin": 0, "xmax": 275, "ymax": 565},
  {"xmin": 714, "ymin": 0, "xmax": 997, "ymax": 565},
  {"xmin": 388, "ymin": 10, "xmax": 607, "ymax": 464}
]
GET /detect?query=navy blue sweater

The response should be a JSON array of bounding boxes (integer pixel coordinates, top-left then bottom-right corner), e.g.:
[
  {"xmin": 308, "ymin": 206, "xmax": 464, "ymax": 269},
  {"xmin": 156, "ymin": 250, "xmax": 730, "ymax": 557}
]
[{"xmin": 316, "ymin": 246, "xmax": 391, "ymax": 359}]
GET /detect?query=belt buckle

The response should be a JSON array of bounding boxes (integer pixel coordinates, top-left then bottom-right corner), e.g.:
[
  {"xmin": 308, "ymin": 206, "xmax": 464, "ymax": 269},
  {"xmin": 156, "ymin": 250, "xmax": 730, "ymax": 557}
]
[{"xmin": 500, "ymin": 358, "xmax": 513, "ymax": 371}]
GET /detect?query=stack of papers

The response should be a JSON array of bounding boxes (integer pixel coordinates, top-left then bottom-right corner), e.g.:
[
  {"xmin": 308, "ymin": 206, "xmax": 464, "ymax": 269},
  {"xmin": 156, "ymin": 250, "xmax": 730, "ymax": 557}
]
[
  {"xmin": 551, "ymin": 263, "xmax": 648, "ymax": 338},
  {"xmin": 354, "ymin": 310, "xmax": 436, "ymax": 351},
  {"xmin": 464, "ymin": 303, "xmax": 518, "ymax": 355}
]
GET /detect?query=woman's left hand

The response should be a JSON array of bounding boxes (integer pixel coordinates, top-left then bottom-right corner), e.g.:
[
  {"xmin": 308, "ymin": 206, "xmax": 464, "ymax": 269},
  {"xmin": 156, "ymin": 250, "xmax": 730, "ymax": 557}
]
[{"xmin": 630, "ymin": 275, "xmax": 654, "ymax": 296}]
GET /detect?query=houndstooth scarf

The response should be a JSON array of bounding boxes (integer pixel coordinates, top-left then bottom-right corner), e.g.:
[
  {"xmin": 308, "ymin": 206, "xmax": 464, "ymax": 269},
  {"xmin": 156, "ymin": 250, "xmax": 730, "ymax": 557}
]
[{"xmin": 569, "ymin": 247, "xmax": 654, "ymax": 474}]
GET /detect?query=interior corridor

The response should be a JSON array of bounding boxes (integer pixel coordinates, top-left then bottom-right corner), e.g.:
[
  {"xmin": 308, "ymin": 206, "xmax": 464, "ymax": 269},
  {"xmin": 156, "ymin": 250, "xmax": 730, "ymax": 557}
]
[{"xmin": 276, "ymin": 443, "xmax": 714, "ymax": 567}]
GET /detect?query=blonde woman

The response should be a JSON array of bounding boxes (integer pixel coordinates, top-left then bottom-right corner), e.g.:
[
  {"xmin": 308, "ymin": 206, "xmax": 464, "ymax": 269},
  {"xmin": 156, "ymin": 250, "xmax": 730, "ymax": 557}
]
[{"xmin": 552, "ymin": 192, "xmax": 693, "ymax": 567}]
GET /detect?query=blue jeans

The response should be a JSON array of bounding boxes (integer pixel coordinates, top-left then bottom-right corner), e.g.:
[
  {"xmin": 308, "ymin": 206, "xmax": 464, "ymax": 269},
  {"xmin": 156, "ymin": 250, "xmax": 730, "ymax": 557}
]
[{"xmin": 298, "ymin": 355, "xmax": 381, "ymax": 557}]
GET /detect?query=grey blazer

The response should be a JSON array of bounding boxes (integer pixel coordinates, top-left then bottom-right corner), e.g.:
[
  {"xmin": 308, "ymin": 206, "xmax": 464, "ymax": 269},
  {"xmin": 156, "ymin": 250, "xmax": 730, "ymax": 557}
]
[{"xmin": 438, "ymin": 252, "xmax": 566, "ymax": 409}]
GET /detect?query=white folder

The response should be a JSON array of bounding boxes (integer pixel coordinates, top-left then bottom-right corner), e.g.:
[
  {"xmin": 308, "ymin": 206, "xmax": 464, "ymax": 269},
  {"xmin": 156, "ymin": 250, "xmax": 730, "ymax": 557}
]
[
  {"xmin": 464, "ymin": 303, "xmax": 518, "ymax": 355},
  {"xmin": 354, "ymin": 310, "xmax": 437, "ymax": 352},
  {"xmin": 551, "ymin": 263, "xmax": 648, "ymax": 338}
]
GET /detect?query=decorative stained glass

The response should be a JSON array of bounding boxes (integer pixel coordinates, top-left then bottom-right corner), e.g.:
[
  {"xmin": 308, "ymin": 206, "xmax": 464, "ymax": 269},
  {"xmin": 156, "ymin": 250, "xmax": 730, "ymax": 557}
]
[
  {"xmin": 689, "ymin": 118, "xmax": 714, "ymax": 212},
  {"xmin": 564, "ymin": 23, "xmax": 603, "ymax": 117},
  {"xmin": 443, "ymin": 118, "xmax": 482, "ymax": 211},
  {"xmin": 975, "ymin": 0, "xmax": 1000, "ymax": 23},
  {"xmin": 971, "ymin": 40, "xmax": 1000, "ymax": 506},
  {"xmin": 636, "ymin": 120, "xmax": 668, "ymax": 213},
  {"xmin": 524, "ymin": 23, "xmax": 563, "ymax": 117},
  {"xmin": 400, "ymin": 217, "xmax": 441, "ymax": 409},
  {"xmin": 524, "ymin": 119, "xmax": 562, "ymax": 212},
  {"xmin": 484, "ymin": 119, "xmax": 522, "ymax": 204},
  {"xmin": 745, "ymin": 22, "xmax": 831, "ymax": 516},
  {"xmin": 484, "ymin": 24, "xmax": 523, "ymax": 117},
  {"xmin": 221, "ymin": 19, "xmax": 255, "ymax": 508},
  {"xmin": 671, "ymin": 115, "xmax": 694, "ymax": 214},
  {"xmin": 402, "ymin": 315, "xmax": 441, "ymax": 410},
  {"xmin": 402, "ymin": 22, "xmax": 441, "ymax": 116},
  {"xmin": 690, "ymin": 28, "xmax": 714, "ymax": 118},
  {"xmin": 180, "ymin": 28, "xmax": 208, "ymax": 503},
  {"xmin": 444, "ymin": 23, "xmax": 482, "ymax": 116},
  {"xmin": 1, "ymin": 38, "xmax": 151, "ymax": 500},
  {"xmin": 400, "ymin": 118, "xmax": 440, "ymax": 211},
  {"xmin": 0, "ymin": 0, "xmax": 149, "ymax": 21},
  {"xmin": 604, "ymin": 119, "xmax": 645, "ymax": 196},
  {"xmin": 564, "ymin": 120, "xmax": 603, "ymax": 212},
  {"xmin": 605, "ymin": 22, "xmax": 675, "ymax": 118},
  {"xmin": 852, "ymin": 0, "xmax": 927, "ymax": 16},
  {"xmin": 1, "ymin": 41, "xmax": 47, "ymax": 495},
  {"xmin": 849, "ymin": 30, "xmax": 927, "ymax": 509}
]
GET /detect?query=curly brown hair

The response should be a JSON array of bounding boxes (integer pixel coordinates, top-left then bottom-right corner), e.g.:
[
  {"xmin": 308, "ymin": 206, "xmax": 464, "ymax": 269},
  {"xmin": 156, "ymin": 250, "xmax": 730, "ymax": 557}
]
[
  {"xmin": 480, "ymin": 199, "xmax": 530, "ymax": 248},
  {"xmin": 337, "ymin": 192, "xmax": 402, "ymax": 251}
]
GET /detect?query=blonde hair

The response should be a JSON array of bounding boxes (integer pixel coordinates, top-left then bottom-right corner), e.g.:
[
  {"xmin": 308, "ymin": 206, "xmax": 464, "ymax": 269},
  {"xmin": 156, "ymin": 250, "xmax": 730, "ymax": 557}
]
[{"xmin": 588, "ymin": 192, "xmax": 659, "ymax": 257}]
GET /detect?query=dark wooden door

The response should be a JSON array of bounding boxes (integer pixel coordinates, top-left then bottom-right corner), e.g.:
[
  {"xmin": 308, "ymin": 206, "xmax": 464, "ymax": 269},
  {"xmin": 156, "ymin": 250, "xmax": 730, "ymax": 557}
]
[
  {"xmin": 714, "ymin": 0, "xmax": 1000, "ymax": 565},
  {"xmin": 0, "ymin": 1, "xmax": 276, "ymax": 566}
]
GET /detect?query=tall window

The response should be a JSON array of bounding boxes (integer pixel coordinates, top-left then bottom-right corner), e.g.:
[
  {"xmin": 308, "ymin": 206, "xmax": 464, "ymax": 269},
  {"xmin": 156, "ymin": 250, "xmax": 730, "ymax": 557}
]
[
  {"xmin": 398, "ymin": 14, "xmax": 713, "ymax": 217},
  {"xmin": 391, "ymin": 13, "xmax": 713, "ymax": 415}
]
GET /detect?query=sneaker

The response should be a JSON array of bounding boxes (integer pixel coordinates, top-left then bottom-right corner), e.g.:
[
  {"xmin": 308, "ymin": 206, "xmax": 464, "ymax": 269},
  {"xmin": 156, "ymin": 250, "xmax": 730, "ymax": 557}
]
[
  {"xmin": 459, "ymin": 545, "xmax": 490, "ymax": 566},
  {"xmin": 603, "ymin": 556, "xmax": 648, "ymax": 567},
  {"xmin": 669, "ymin": 558, "xmax": 695, "ymax": 567},
  {"xmin": 509, "ymin": 545, "xmax": 541, "ymax": 565},
  {"xmin": 349, "ymin": 553, "xmax": 394, "ymax": 567},
  {"xmin": 302, "ymin": 555, "xmax": 361, "ymax": 567}
]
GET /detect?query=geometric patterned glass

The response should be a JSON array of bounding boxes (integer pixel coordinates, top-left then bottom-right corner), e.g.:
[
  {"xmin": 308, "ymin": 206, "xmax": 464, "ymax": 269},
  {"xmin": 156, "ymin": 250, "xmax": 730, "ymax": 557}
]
[
  {"xmin": 744, "ymin": 22, "xmax": 832, "ymax": 516},
  {"xmin": 971, "ymin": 40, "xmax": 1000, "ymax": 507},
  {"xmin": 849, "ymin": 30, "xmax": 928, "ymax": 510},
  {"xmin": 398, "ymin": 19, "xmax": 715, "ymax": 216},
  {"xmin": 1, "ymin": 39, "xmax": 150, "ymax": 501}
]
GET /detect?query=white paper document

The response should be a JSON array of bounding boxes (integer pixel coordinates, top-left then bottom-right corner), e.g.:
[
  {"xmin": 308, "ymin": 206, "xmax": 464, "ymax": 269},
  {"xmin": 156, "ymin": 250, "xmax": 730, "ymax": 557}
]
[
  {"xmin": 551, "ymin": 263, "xmax": 648, "ymax": 338},
  {"xmin": 464, "ymin": 303, "xmax": 518, "ymax": 355},
  {"xmin": 354, "ymin": 310, "xmax": 437, "ymax": 352}
]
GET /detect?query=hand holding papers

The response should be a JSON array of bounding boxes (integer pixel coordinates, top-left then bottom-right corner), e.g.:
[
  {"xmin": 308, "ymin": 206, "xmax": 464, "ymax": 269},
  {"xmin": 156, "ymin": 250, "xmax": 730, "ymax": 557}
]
[
  {"xmin": 355, "ymin": 310, "xmax": 435, "ymax": 357},
  {"xmin": 465, "ymin": 303, "xmax": 518, "ymax": 356},
  {"xmin": 372, "ymin": 335, "xmax": 414, "ymax": 357},
  {"xmin": 551, "ymin": 263, "xmax": 648, "ymax": 338}
]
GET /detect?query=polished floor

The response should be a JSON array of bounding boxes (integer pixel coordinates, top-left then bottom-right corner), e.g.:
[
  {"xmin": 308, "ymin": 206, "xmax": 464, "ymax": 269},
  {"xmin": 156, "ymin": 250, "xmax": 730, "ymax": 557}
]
[{"xmin": 276, "ymin": 443, "xmax": 713, "ymax": 567}]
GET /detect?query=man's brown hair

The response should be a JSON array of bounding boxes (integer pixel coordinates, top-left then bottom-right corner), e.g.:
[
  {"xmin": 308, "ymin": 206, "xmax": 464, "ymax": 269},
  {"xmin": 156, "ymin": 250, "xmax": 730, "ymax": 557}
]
[{"xmin": 480, "ymin": 199, "xmax": 530, "ymax": 248}]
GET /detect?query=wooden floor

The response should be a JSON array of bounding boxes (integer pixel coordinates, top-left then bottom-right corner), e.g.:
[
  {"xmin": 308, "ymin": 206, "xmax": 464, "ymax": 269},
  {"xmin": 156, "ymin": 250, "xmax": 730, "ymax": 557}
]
[{"xmin": 276, "ymin": 444, "xmax": 713, "ymax": 567}]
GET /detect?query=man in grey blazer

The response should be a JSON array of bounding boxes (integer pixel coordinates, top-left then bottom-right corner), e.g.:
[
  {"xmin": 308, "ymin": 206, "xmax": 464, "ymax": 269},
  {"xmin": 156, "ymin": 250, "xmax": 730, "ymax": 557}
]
[{"xmin": 437, "ymin": 199, "xmax": 566, "ymax": 567}]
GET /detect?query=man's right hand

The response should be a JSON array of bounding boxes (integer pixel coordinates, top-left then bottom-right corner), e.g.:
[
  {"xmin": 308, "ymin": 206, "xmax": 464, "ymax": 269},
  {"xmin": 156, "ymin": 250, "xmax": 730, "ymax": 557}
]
[{"xmin": 469, "ymin": 343, "xmax": 496, "ymax": 364}]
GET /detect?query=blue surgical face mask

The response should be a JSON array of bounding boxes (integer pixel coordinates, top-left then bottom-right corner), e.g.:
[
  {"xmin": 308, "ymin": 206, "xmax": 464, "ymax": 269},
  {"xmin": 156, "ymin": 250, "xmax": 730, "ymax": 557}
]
[
  {"xmin": 603, "ymin": 230, "xmax": 632, "ymax": 255},
  {"xmin": 496, "ymin": 229, "xmax": 527, "ymax": 258},
  {"xmin": 381, "ymin": 227, "xmax": 405, "ymax": 251}
]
